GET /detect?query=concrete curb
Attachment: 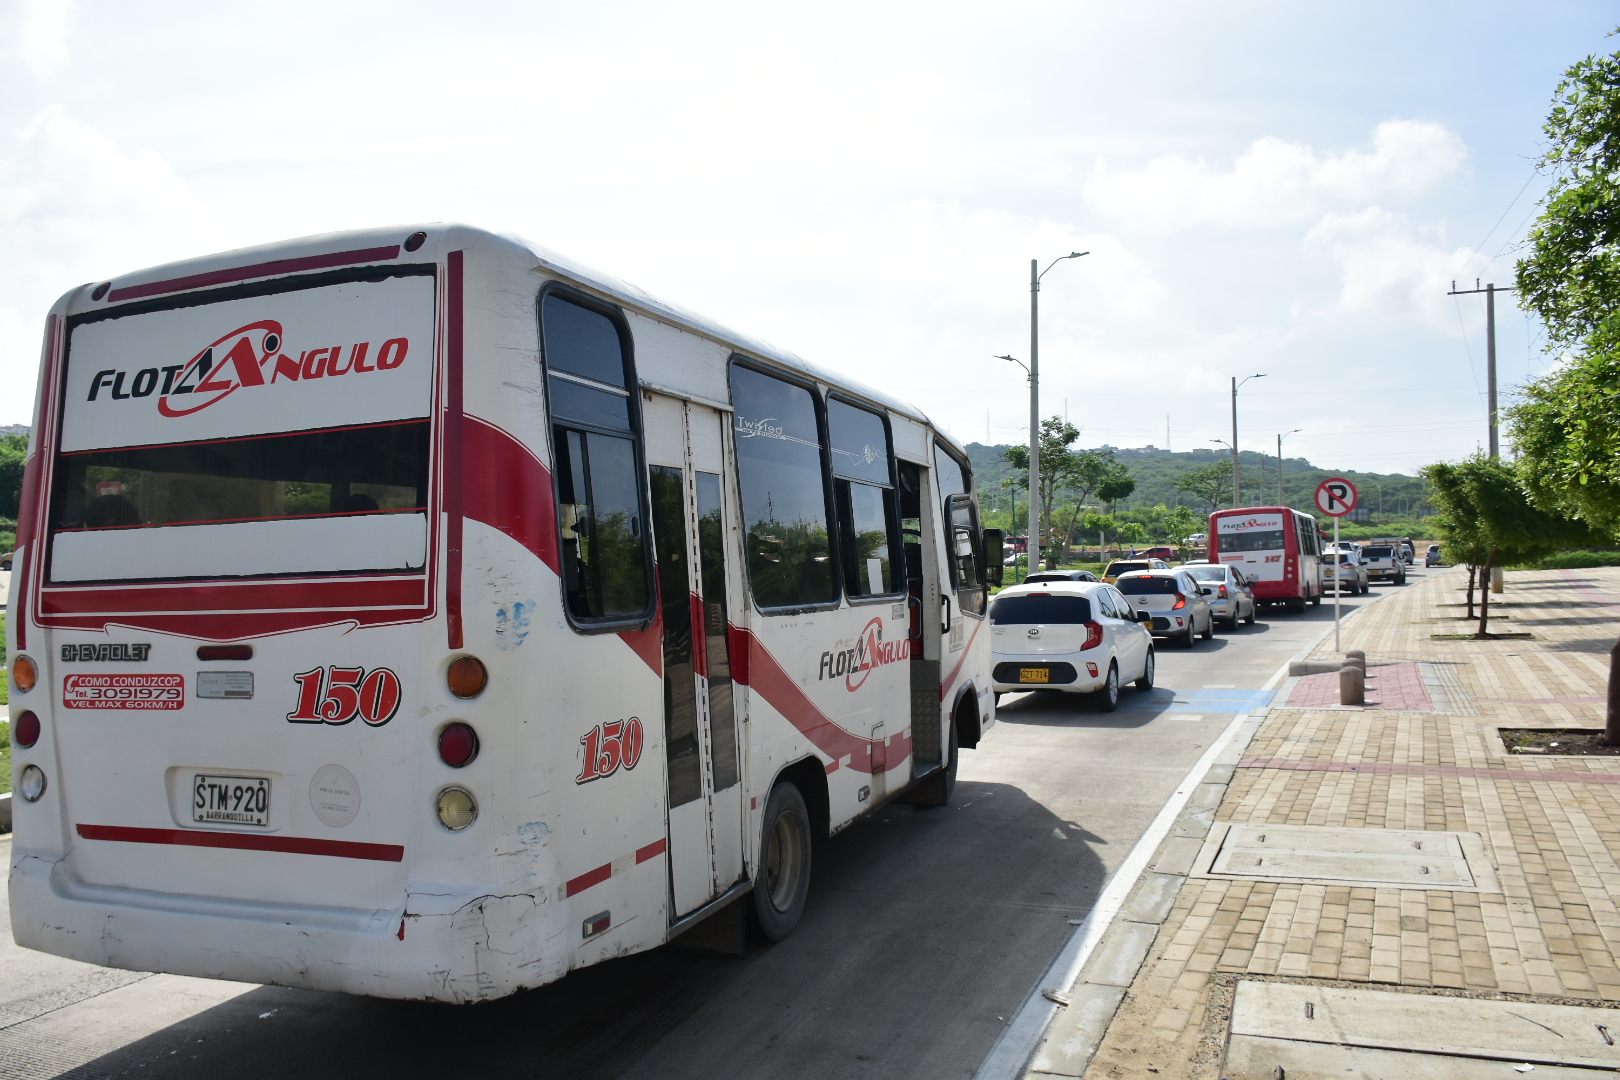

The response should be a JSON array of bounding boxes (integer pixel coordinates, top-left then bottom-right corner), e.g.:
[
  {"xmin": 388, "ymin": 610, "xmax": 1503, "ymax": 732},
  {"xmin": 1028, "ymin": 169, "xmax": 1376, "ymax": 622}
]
[{"xmin": 973, "ymin": 598, "xmax": 1381, "ymax": 1080}]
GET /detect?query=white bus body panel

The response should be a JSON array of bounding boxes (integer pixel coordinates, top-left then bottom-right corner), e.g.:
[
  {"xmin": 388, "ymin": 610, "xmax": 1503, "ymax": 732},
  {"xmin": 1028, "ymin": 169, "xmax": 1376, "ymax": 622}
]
[{"xmin": 8, "ymin": 224, "xmax": 991, "ymax": 1001}]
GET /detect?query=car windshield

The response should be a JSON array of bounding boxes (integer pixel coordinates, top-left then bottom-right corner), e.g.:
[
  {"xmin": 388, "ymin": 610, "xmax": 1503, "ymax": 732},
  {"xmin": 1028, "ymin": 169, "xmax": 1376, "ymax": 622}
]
[
  {"xmin": 1364, "ymin": 546, "xmax": 1393, "ymax": 557},
  {"xmin": 1116, "ymin": 575, "xmax": 1181, "ymax": 595},
  {"xmin": 990, "ymin": 593, "xmax": 1092, "ymax": 624},
  {"xmin": 1185, "ymin": 566, "xmax": 1226, "ymax": 581}
]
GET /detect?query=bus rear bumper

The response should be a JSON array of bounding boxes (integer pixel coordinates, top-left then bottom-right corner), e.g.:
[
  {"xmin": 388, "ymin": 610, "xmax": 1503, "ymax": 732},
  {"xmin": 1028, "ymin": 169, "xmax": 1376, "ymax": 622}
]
[{"xmin": 9, "ymin": 850, "xmax": 570, "ymax": 1003}]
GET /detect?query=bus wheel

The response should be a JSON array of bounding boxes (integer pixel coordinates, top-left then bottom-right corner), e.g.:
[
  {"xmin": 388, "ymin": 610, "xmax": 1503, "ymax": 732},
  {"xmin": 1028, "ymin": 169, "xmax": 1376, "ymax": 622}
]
[
  {"xmin": 752, "ymin": 783, "xmax": 813, "ymax": 941},
  {"xmin": 1286, "ymin": 597, "xmax": 1307, "ymax": 614},
  {"xmin": 1310, "ymin": 592, "xmax": 1320, "ymax": 607}
]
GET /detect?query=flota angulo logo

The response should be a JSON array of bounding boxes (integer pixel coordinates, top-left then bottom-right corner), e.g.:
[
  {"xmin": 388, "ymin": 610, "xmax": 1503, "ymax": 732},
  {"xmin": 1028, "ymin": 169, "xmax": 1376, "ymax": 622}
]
[
  {"xmin": 818, "ymin": 617, "xmax": 912, "ymax": 692},
  {"xmin": 1222, "ymin": 516, "xmax": 1279, "ymax": 532},
  {"xmin": 84, "ymin": 320, "xmax": 412, "ymax": 417}
]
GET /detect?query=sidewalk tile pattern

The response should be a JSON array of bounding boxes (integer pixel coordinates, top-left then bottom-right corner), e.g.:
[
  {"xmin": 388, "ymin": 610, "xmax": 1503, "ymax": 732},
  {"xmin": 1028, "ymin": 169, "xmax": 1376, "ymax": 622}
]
[{"xmin": 1075, "ymin": 567, "xmax": 1620, "ymax": 1080}]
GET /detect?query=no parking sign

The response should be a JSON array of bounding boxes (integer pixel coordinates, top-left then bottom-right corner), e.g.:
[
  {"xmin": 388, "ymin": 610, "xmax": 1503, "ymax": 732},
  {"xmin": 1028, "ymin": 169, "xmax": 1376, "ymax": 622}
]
[{"xmin": 1315, "ymin": 477, "xmax": 1358, "ymax": 517}]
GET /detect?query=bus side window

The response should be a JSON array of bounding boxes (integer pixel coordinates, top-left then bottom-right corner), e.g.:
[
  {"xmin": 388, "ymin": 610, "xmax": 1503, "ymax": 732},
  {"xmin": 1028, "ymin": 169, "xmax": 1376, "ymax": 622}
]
[
  {"xmin": 542, "ymin": 292, "xmax": 652, "ymax": 625},
  {"xmin": 730, "ymin": 363, "xmax": 838, "ymax": 611},
  {"xmin": 828, "ymin": 398, "xmax": 900, "ymax": 599}
]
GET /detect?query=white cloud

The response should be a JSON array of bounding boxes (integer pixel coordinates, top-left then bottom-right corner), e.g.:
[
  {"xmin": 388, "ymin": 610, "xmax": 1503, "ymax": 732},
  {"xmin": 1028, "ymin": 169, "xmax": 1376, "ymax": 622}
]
[
  {"xmin": 1085, "ymin": 120, "xmax": 1468, "ymax": 231},
  {"xmin": 1303, "ymin": 207, "xmax": 1472, "ymax": 330},
  {"xmin": 0, "ymin": 106, "xmax": 206, "ymax": 420},
  {"xmin": 1, "ymin": 0, "xmax": 73, "ymax": 73}
]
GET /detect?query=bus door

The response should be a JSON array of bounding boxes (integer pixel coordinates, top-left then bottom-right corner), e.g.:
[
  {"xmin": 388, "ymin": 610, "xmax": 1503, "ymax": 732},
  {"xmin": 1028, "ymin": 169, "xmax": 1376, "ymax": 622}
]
[
  {"xmin": 644, "ymin": 394, "xmax": 745, "ymax": 918},
  {"xmin": 899, "ymin": 461, "xmax": 944, "ymax": 772}
]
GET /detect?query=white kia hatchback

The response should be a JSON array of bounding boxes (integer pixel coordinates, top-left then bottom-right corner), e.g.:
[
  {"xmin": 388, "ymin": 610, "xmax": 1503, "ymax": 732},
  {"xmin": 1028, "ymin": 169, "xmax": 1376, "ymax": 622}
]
[{"xmin": 990, "ymin": 581, "xmax": 1155, "ymax": 711}]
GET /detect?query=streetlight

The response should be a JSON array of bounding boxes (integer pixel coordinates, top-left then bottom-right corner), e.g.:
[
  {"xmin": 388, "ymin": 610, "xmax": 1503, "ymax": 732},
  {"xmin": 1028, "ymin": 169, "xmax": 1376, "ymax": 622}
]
[
  {"xmin": 1230, "ymin": 374, "xmax": 1265, "ymax": 506},
  {"xmin": 1277, "ymin": 429, "xmax": 1301, "ymax": 504},
  {"xmin": 1021, "ymin": 251, "xmax": 1088, "ymax": 570}
]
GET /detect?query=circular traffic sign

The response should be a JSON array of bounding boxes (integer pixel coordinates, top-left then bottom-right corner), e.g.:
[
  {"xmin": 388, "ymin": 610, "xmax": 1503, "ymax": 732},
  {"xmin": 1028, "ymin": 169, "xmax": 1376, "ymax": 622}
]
[{"xmin": 1315, "ymin": 477, "xmax": 1358, "ymax": 517}]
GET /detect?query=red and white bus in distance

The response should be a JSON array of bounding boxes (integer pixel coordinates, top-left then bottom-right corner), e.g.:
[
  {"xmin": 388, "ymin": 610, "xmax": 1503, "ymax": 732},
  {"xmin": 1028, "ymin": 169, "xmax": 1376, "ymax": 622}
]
[
  {"xmin": 7, "ymin": 225, "xmax": 1000, "ymax": 1002},
  {"xmin": 1207, "ymin": 506, "xmax": 1323, "ymax": 613}
]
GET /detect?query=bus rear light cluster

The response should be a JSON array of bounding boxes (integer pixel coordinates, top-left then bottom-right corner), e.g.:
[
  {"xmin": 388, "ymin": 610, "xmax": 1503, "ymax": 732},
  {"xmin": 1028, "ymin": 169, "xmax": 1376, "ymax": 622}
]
[
  {"xmin": 436, "ymin": 787, "xmax": 477, "ymax": 831},
  {"xmin": 11, "ymin": 655, "xmax": 36, "ymax": 694},
  {"xmin": 198, "ymin": 644, "xmax": 253, "ymax": 661},
  {"xmin": 447, "ymin": 656, "xmax": 487, "ymax": 699},
  {"xmin": 19, "ymin": 764, "xmax": 46, "ymax": 802},
  {"xmin": 1081, "ymin": 621, "xmax": 1104, "ymax": 650},
  {"xmin": 14, "ymin": 711, "xmax": 40, "ymax": 749},
  {"xmin": 438, "ymin": 723, "xmax": 479, "ymax": 768}
]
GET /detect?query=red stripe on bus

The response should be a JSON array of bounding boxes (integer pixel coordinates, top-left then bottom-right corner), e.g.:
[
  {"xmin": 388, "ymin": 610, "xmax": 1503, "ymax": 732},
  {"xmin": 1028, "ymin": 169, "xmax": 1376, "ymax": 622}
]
[
  {"xmin": 76, "ymin": 824, "xmax": 403, "ymax": 862},
  {"xmin": 106, "ymin": 245, "xmax": 402, "ymax": 302},
  {"xmin": 41, "ymin": 576, "xmax": 425, "ymax": 615},
  {"xmin": 565, "ymin": 862, "xmax": 613, "ymax": 898},
  {"xmin": 728, "ymin": 626, "xmax": 909, "ymax": 775},
  {"xmin": 636, "ymin": 838, "xmax": 666, "ymax": 863},
  {"xmin": 462, "ymin": 416, "xmax": 559, "ymax": 573},
  {"xmin": 445, "ymin": 251, "xmax": 465, "ymax": 650},
  {"xmin": 617, "ymin": 589, "xmax": 664, "ymax": 675}
]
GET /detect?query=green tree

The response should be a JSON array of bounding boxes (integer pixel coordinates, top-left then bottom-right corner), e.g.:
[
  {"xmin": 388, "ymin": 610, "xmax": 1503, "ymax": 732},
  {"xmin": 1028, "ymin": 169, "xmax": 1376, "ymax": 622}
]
[
  {"xmin": 1510, "ymin": 33, "xmax": 1620, "ymax": 532},
  {"xmin": 1174, "ymin": 459, "xmax": 1232, "ymax": 512},
  {"xmin": 1424, "ymin": 456, "xmax": 1600, "ymax": 637},
  {"xmin": 0, "ymin": 435, "xmax": 26, "ymax": 520}
]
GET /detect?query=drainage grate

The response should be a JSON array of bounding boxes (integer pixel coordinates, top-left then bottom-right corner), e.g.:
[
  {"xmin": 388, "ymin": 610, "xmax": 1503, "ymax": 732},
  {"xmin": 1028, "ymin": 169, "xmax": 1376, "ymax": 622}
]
[{"xmin": 1193, "ymin": 823, "xmax": 1500, "ymax": 892}]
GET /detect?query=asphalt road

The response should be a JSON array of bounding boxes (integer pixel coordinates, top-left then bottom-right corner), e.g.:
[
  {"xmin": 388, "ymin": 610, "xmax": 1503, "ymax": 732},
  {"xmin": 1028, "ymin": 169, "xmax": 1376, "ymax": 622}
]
[{"xmin": 0, "ymin": 570, "xmax": 1413, "ymax": 1080}]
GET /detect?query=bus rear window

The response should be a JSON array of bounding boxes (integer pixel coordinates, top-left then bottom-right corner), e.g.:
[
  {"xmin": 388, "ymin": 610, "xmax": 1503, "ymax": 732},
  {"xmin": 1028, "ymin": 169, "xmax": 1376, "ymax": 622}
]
[
  {"xmin": 48, "ymin": 421, "xmax": 430, "ymax": 583},
  {"xmin": 1218, "ymin": 529, "xmax": 1285, "ymax": 552},
  {"xmin": 990, "ymin": 593, "xmax": 1091, "ymax": 624}
]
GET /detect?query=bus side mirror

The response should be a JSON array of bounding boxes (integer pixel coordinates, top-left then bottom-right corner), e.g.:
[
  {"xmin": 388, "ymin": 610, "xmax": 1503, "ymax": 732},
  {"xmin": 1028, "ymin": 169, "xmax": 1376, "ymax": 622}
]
[{"xmin": 983, "ymin": 529, "xmax": 1005, "ymax": 587}]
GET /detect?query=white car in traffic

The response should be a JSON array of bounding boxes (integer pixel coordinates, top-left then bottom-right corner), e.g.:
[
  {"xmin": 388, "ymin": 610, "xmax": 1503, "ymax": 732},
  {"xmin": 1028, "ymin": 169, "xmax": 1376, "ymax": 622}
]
[
  {"xmin": 1116, "ymin": 568, "xmax": 1217, "ymax": 647},
  {"xmin": 990, "ymin": 581, "xmax": 1155, "ymax": 711}
]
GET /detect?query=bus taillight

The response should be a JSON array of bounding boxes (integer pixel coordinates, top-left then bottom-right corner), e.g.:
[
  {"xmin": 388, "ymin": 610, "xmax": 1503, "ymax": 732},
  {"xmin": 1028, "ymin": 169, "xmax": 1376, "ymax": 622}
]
[
  {"xmin": 438, "ymin": 723, "xmax": 479, "ymax": 768},
  {"xmin": 11, "ymin": 655, "xmax": 36, "ymax": 694},
  {"xmin": 447, "ymin": 656, "xmax": 487, "ymax": 698},
  {"xmin": 198, "ymin": 644, "xmax": 253, "ymax": 661},
  {"xmin": 436, "ymin": 787, "xmax": 477, "ymax": 831},
  {"xmin": 14, "ymin": 710, "xmax": 40, "ymax": 748}
]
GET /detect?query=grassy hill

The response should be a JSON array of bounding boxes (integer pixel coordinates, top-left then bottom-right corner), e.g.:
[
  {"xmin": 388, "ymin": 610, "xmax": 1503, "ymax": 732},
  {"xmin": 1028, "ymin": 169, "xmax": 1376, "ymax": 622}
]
[{"xmin": 963, "ymin": 442, "xmax": 1431, "ymax": 535}]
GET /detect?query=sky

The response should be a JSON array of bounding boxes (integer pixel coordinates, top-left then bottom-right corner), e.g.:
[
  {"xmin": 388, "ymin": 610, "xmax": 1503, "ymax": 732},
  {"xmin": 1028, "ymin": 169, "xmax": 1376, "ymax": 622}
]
[{"xmin": 0, "ymin": 1, "xmax": 1613, "ymax": 475}]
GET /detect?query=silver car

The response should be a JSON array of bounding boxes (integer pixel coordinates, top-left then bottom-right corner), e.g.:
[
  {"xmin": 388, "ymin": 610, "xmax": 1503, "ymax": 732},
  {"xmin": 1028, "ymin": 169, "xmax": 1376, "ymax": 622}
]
[
  {"xmin": 1322, "ymin": 550, "xmax": 1369, "ymax": 594},
  {"xmin": 1116, "ymin": 569, "xmax": 1216, "ymax": 647},
  {"xmin": 1181, "ymin": 562, "xmax": 1256, "ymax": 629}
]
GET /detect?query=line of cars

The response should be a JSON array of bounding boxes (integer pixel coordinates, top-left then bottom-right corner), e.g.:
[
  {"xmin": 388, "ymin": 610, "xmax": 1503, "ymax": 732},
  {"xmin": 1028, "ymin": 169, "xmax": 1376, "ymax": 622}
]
[
  {"xmin": 991, "ymin": 537, "xmax": 1421, "ymax": 710},
  {"xmin": 989, "ymin": 557, "xmax": 1260, "ymax": 711}
]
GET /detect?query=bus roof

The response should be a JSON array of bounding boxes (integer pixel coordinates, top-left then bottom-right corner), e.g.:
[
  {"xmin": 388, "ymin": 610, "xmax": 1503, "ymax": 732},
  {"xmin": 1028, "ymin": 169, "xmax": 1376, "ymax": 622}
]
[{"xmin": 61, "ymin": 222, "xmax": 957, "ymax": 455}]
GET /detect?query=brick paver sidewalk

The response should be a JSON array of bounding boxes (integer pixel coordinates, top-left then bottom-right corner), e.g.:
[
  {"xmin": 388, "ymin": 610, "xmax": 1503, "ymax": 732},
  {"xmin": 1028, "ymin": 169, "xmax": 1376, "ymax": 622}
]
[{"xmin": 1040, "ymin": 566, "xmax": 1620, "ymax": 1079}]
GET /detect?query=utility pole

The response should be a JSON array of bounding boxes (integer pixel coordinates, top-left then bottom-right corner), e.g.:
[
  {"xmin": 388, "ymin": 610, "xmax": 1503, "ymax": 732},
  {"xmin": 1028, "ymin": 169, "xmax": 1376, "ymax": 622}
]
[
  {"xmin": 1021, "ymin": 252, "xmax": 1087, "ymax": 571},
  {"xmin": 1449, "ymin": 279, "xmax": 1516, "ymax": 460},
  {"xmin": 1450, "ymin": 279, "xmax": 1516, "ymax": 593},
  {"xmin": 1230, "ymin": 374, "xmax": 1266, "ymax": 506},
  {"xmin": 1277, "ymin": 429, "xmax": 1302, "ymax": 504}
]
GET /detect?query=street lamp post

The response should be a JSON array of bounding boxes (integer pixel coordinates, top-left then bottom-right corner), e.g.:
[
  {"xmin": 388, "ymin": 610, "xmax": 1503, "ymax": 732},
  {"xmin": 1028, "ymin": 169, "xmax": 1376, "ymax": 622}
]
[
  {"xmin": 1230, "ymin": 373, "xmax": 1266, "ymax": 506},
  {"xmin": 1023, "ymin": 252, "xmax": 1088, "ymax": 570},
  {"xmin": 1277, "ymin": 429, "xmax": 1301, "ymax": 504}
]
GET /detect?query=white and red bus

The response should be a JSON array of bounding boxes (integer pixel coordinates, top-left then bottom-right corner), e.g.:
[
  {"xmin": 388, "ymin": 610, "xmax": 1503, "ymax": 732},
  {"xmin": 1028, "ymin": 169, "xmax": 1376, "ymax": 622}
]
[
  {"xmin": 6, "ymin": 225, "xmax": 1000, "ymax": 1002},
  {"xmin": 1207, "ymin": 506, "xmax": 1323, "ymax": 612}
]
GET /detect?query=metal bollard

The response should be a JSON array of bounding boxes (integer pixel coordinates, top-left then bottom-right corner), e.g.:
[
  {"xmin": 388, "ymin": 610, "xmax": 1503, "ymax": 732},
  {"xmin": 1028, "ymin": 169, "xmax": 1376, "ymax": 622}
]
[{"xmin": 1340, "ymin": 665, "xmax": 1365, "ymax": 706}]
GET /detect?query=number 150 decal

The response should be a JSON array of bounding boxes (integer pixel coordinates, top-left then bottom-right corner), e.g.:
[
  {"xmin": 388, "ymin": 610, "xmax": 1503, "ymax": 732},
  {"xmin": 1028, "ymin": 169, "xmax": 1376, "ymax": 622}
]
[
  {"xmin": 288, "ymin": 666, "xmax": 403, "ymax": 726},
  {"xmin": 577, "ymin": 718, "xmax": 645, "ymax": 784}
]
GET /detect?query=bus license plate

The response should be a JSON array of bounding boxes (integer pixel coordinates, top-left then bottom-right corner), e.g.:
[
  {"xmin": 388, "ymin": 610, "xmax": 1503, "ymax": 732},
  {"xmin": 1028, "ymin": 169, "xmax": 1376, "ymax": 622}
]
[
  {"xmin": 192, "ymin": 774, "xmax": 270, "ymax": 827},
  {"xmin": 1019, "ymin": 668, "xmax": 1049, "ymax": 683}
]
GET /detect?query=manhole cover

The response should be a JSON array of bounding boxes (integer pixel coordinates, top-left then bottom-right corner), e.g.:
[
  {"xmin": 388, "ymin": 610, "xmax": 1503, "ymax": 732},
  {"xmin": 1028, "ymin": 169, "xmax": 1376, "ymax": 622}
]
[
  {"xmin": 1193, "ymin": 824, "xmax": 1500, "ymax": 892},
  {"xmin": 1226, "ymin": 981, "xmax": 1620, "ymax": 1077}
]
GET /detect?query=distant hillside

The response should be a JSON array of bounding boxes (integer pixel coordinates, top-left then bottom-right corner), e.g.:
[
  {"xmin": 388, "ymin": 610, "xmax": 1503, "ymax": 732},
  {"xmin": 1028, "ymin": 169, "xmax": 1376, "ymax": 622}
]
[{"xmin": 962, "ymin": 442, "xmax": 1430, "ymax": 521}]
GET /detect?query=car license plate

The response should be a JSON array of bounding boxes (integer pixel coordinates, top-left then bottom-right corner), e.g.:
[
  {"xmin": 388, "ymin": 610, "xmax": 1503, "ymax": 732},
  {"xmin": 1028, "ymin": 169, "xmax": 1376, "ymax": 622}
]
[
  {"xmin": 1019, "ymin": 667, "xmax": 1049, "ymax": 683},
  {"xmin": 192, "ymin": 774, "xmax": 270, "ymax": 827}
]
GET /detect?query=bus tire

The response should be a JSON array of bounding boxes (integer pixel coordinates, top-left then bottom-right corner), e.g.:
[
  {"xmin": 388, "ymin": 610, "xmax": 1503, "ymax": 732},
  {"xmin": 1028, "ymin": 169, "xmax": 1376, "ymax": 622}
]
[
  {"xmin": 1286, "ymin": 597, "xmax": 1307, "ymax": 614},
  {"xmin": 752, "ymin": 783, "xmax": 813, "ymax": 941},
  {"xmin": 1310, "ymin": 592, "xmax": 1320, "ymax": 607},
  {"xmin": 911, "ymin": 711, "xmax": 959, "ymax": 807}
]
